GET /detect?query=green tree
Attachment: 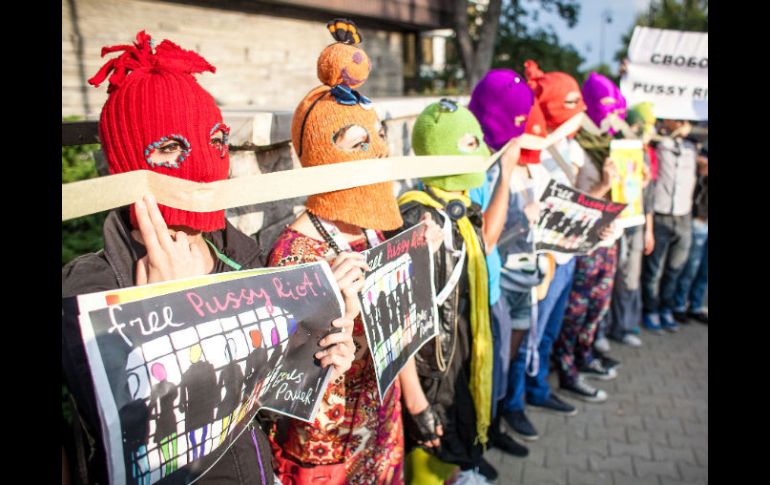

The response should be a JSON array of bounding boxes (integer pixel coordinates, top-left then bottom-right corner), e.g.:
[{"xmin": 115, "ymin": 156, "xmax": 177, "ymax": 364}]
[
  {"xmin": 492, "ymin": 0, "xmax": 584, "ymax": 79},
  {"xmin": 615, "ymin": 0, "xmax": 708, "ymax": 63},
  {"xmin": 62, "ymin": 118, "xmax": 105, "ymax": 266}
]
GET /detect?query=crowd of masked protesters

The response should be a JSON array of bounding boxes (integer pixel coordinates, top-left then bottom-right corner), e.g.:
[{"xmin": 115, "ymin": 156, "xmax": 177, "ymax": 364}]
[{"xmin": 61, "ymin": 20, "xmax": 708, "ymax": 485}]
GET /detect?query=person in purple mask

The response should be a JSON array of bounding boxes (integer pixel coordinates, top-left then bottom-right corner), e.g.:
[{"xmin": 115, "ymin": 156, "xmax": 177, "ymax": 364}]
[
  {"xmin": 468, "ymin": 69, "xmax": 538, "ymax": 459},
  {"xmin": 554, "ymin": 72, "xmax": 626, "ymax": 404},
  {"xmin": 582, "ymin": 72, "xmax": 627, "ymax": 134}
]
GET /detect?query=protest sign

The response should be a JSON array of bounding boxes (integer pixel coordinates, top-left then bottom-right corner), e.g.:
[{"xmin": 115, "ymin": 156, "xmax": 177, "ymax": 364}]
[
  {"xmin": 535, "ymin": 180, "xmax": 626, "ymax": 254},
  {"xmin": 610, "ymin": 139, "xmax": 646, "ymax": 228},
  {"xmin": 71, "ymin": 262, "xmax": 343, "ymax": 485},
  {"xmin": 620, "ymin": 26, "xmax": 708, "ymax": 120},
  {"xmin": 357, "ymin": 223, "xmax": 439, "ymax": 400}
]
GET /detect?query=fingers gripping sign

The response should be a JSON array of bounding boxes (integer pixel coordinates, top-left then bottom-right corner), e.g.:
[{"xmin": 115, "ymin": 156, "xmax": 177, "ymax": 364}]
[
  {"xmin": 419, "ymin": 213, "xmax": 444, "ymax": 255},
  {"xmin": 133, "ymin": 194, "xmax": 213, "ymax": 285},
  {"xmin": 330, "ymin": 251, "xmax": 370, "ymax": 320},
  {"xmin": 315, "ymin": 317, "xmax": 356, "ymax": 381}
]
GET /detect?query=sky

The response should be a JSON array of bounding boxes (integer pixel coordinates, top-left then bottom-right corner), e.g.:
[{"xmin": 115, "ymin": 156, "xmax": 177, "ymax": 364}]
[{"xmin": 527, "ymin": 0, "xmax": 652, "ymax": 72}]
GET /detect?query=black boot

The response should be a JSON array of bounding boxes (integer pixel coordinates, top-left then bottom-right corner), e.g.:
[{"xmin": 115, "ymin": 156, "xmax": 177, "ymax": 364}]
[{"xmin": 488, "ymin": 411, "xmax": 529, "ymax": 457}]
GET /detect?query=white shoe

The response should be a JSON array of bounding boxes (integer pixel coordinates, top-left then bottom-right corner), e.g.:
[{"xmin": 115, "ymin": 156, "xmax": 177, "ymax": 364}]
[
  {"xmin": 453, "ymin": 469, "xmax": 492, "ymax": 485},
  {"xmin": 621, "ymin": 334, "xmax": 643, "ymax": 347},
  {"xmin": 594, "ymin": 337, "xmax": 611, "ymax": 353}
]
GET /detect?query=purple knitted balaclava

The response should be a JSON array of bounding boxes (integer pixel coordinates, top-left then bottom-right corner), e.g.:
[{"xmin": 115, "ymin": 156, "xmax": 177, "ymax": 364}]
[
  {"xmin": 582, "ymin": 72, "xmax": 627, "ymax": 134},
  {"xmin": 468, "ymin": 69, "xmax": 534, "ymax": 151}
]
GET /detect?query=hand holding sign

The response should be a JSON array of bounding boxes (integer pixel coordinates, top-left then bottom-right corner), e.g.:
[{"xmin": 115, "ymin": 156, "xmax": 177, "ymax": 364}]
[
  {"xmin": 315, "ymin": 317, "xmax": 356, "ymax": 381},
  {"xmin": 599, "ymin": 221, "xmax": 617, "ymax": 241},
  {"xmin": 330, "ymin": 251, "xmax": 370, "ymax": 319},
  {"xmin": 602, "ymin": 157, "xmax": 619, "ymax": 189},
  {"xmin": 524, "ymin": 201, "xmax": 540, "ymax": 227},
  {"xmin": 134, "ymin": 194, "xmax": 213, "ymax": 285},
  {"xmin": 500, "ymin": 138, "xmax": 522, "ymax": 176},
  {"xmin": 420, "ymin": 213, "xmax": 444, "ymax": 255}
]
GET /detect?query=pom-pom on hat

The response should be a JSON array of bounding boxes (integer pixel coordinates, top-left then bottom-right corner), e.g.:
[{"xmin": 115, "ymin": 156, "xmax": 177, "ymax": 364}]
[
  {"xmin": 293, "ymin": 19, "xmax": 402, "ymax": 231},
  {"xmin": 524, "ymin": 60, "xmax": 586, "ymax": 131},
  {"xmin": 468, "ymin": 69, "xmax": 534, "ymax": 152},
  {"xmin": 89, "ymin": 31, "xmax": 230, "ymax": 232},
  {"xmin": 412, "ymin": 99, "xmax": 491, "ymax": 191}
]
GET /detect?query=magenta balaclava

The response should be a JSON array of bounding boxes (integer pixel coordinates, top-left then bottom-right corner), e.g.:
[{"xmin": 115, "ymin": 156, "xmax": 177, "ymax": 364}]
[
  {"xmin": 468, "ymin": 69, "xmax": 534, "ymax": 152},
  {"xmin": 582, "ymin": 72, "xmax": 627, "ymax": 134}
]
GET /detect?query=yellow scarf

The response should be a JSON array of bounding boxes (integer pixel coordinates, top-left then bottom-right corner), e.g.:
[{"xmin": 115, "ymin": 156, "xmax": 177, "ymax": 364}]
[{"xmin": 398, "ymin": 187, "xmax": 492, "ymax": 446}]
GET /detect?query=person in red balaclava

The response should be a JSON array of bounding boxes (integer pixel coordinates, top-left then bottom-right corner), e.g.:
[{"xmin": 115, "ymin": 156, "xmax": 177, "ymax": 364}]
[{"xmin": 62, "ymin": 31, "xmax": 363, "ymax": 485}]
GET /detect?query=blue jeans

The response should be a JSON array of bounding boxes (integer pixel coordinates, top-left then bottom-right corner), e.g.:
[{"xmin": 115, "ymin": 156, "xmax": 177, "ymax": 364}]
[
  {"xmin": 642, "ymin": 213, "xmax": 692, "ymax": 314},
  {"xmin": 674, "ymin": 218, "xmax": 708, "ymax": 312},
  {"xmin": 504, "ymin": 258, "xmax": 576, "ymax": 412}
]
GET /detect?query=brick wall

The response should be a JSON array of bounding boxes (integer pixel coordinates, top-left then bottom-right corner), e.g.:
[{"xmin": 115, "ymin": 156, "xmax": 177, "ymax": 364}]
[{"xmin": 62, "ymin": 0, "xmax": 405, "ymax": 118}]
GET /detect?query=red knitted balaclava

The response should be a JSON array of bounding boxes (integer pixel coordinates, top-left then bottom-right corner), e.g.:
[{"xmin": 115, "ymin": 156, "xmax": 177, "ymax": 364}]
[
  {"xmin": 524, "ymin": 60, "xmax": 586, "ymax": 133},
  {"xmin": 88, "ymin": 31, "xmax": 230, "ymax": 232}
]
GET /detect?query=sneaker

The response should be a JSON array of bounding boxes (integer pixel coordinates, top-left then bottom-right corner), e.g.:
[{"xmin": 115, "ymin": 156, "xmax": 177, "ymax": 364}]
[
  {"xmin": 659, "ymin": 311, "xmax": 680, "ymax": 332},
  {"xmin": 630, "ymin": 325, "xmax": 641, "ymax": 335},
  {"xmin": 672, "ymin": 310, "xmax": 689, "ymax": 323},
  {"xmin": 560, "ymin": 377, "xmax": 608, "ymax": 403},
  {"xmin": 528, "ymin": 394, "xmax": 578, "ymax": 416},
  {"xmin": 621, "ymin": 334, "xmax": 643, "ymax": 347},
  {"xmin": 594, "ymin": 336, "xmax": 611, "ymax": 353},
  {"xmin": 477, "ymin": 458, "xmax": 498, "ymax": 482},
  {"xmin": 579, "ymin": 359, "xmax": 617, "ymax": 381},
  {"xmin": 597, "ymin": 354, "xmax": 622, "ymax": 372},
  {"xmin": 454, "ymin": 468, "xmax": 492, "ymax": 485},
  {"xmin": 688, "ymin": 311, "xmax": 708, "ymax": 325},
  {"xmin": 642, "ymin": 313, "xmax": 664, "ymax": 335},
  {"xmin": 488, "ymin": 426, "xmax": 529, "ymax": 457},
  {"xmin": 502, "ymin": 410, "xmax": 539, "ymax": 441}
]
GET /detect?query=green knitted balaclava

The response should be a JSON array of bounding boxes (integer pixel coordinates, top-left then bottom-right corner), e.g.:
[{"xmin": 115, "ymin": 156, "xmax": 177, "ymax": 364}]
[{"xmin": 412, "ymin": 100, "xmax": 491, "ymax": 191}]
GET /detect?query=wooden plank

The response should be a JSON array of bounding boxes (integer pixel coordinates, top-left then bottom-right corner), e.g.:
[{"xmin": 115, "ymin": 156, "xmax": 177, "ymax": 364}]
[{"xmin": 62, "ymin": 121, "xmax": 99, "ymax": 146}]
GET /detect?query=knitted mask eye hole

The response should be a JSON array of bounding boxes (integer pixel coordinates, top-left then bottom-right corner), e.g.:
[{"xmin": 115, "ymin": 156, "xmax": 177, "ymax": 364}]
[
  {"xmin": 457, "ymin": 133, "xmax": 480, "ymax": 153},
  {"xmin": 564, "ymin": 91, "xmax": 582, "ymax": 108},
  {"xmin": 209, "ymin": 122, "xmax": 230, "ymax": 158},
  {"xmin": 377, "ymin": 121, "xmax": 387, "ymax": 141},
  {"xmin": 145, "ymin": 134, "xmax": 191, "ymax": 169},
  {"xmin": 600, "ymin": 96, "xmax": 617, "ymax": 106},
  {"xmin": 332, "ymin": 124, "xmax": 371, "ymax": 152}
]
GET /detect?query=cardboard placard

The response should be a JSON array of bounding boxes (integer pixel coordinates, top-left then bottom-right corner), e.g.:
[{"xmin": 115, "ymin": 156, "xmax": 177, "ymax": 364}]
[
  {"xmin": 534, "ymin": 180, "xmax": 626, "ymax": 254},
  {"xmin": 69, "ymin": 262, "xmax": 343, "ymax": 485},
  {"xmin": 357, "ymin": 223, "xmax": 439, "ymax": 400}
]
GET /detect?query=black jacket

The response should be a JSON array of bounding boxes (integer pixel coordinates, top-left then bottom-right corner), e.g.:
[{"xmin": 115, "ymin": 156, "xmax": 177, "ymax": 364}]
[
  {"xmin": 392, "ymin": 198, "xmax": 485, "ymax": 469},
  {"xmin": 62, "ymin": 209, "xmax": 273, "ymax": 485}
]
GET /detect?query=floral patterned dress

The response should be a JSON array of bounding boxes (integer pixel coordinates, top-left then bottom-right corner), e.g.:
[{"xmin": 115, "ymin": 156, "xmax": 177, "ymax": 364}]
[{"xmin": 268, "ymin": 227, "xmax": 404, "ymax": 484}]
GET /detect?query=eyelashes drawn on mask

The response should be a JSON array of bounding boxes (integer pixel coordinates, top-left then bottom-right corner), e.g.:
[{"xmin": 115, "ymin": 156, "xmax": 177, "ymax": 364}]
[
  {"xmin": 332, "ymin": 124, "xmax": 372, "ymax": 152},
  {"xmin": 209, "ymin": 122, "xmax": 231, "ymax": 159},
  {"xmin": 144, "ymin": 134, "xmax": 191, "ymax": 169}
]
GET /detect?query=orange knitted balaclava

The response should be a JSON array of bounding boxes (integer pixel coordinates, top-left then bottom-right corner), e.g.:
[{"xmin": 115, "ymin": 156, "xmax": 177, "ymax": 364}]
[{"xmin": 292, "ymin": 19, "xmax": 402, "ymax": 231}]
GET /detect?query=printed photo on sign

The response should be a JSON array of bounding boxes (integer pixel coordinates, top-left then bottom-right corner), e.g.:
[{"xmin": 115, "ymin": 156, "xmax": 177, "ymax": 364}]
[
  {"xmin": 535, "ymin": 180, "xmax": 626, "ymax": 254},
  {"xmin": 358, "ymin": 223, "xmax": 439, "ymax": 401},
  {"xmin": 610, "ymin": 139, "xmax": 646, "ymax": 228},
  {"xmin": 69, "ymin": 263, "xmax": 343, "ymax": 485}
]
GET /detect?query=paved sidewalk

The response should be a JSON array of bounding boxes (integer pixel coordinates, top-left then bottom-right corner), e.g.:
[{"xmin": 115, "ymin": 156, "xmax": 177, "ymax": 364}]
[{"xmin": 486, "ymin": 322, "xmax": 708, "ymax": 484}]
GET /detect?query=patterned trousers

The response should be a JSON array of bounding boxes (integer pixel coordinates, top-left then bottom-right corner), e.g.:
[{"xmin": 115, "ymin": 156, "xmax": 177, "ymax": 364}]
[{"xmin": 555, "ymin": 245, "xmax": 618, "ymax": 386}]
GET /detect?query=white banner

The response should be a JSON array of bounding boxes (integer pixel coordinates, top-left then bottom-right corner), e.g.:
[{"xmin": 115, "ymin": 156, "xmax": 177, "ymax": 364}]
[{"xmin": 620, "ymin": 26, "xmax": 708, "ymax": 121}]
